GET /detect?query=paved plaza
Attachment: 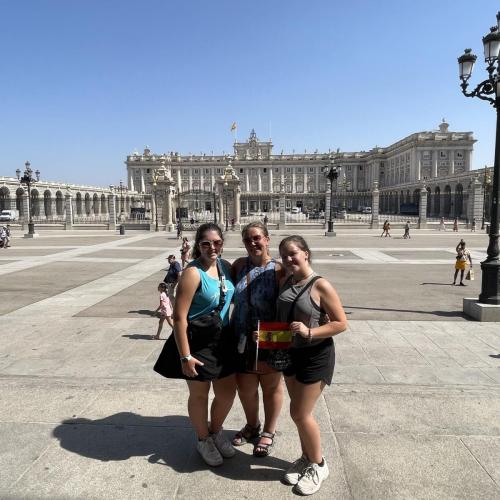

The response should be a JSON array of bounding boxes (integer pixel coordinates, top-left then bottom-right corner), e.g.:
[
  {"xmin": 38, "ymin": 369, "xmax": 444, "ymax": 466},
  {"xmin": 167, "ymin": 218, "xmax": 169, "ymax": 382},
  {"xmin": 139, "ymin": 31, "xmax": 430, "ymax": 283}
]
[{"xmin": 0, "ymin": 227, "xmax": 499, "ymax": 499}]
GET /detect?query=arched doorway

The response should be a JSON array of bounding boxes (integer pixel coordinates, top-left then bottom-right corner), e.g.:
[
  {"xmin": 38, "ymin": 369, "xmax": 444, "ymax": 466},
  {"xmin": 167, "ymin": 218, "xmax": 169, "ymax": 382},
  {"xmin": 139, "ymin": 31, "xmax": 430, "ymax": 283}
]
[
  {"xmin": 76, "ymin": 193, "xmax": 82, "ymax": 215},
  {"xmin": 93, "ymin": 194, "xmax": 100, "ymax": 215},
  {"xmin": 434, "ymin": 187, "xmax": 441, "ymax": 216},
  {"xmin": 455, "ymin": 184, "xmax": 464, "ymax": 218},
  {"xmin": 56, "ymin": 191, "xmax": 64, "ymax": 216},
  {"xmin": 444, "ymin": 185, "xmax": 452, "ymax": 217},
  {"xmin": 426, "ymin": 187, "xmax": 431, "ymax": 216},
  {"xmin": 16, "ymin": 188, "xmax": 24, "ymax": 216},
  {"xmin": 84, "ymin": 193, "xmax": 91, "ymax": 215},
  {"xmin": 44, "ymin": 190, "xmax": 52, "ymax": 217},
  {"xmin": 31, "ymin": 189, "xmax": 40, "ymax": 216},
  {"xmin": 0, "ymin": 187, "xmax": 10, "ymax": 211}
]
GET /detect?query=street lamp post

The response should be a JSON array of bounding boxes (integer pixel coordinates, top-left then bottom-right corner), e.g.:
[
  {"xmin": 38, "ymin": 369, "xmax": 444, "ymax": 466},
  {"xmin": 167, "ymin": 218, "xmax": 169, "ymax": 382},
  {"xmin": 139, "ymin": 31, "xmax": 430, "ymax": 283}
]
[
  {"xmin": 152, "ymin": 170, "xmax": 159, "ymax": 232},
  {"xmin": 458, "ymin": 11, "xmax": 500, "ymax": 305},
  {"xmin": 213, "ymin": 184, "xmax": 218, "ymax": 225},
  {"xmin": 323, "ymin": 161, "xmax": 338, "ymax": 234},
  {"xmin": 481, "ymin": 166, "xmax": 492, "ymax": 230},
  {"xmin": 223, "ymin": 182, "xmax": 229, "ymax": 232},
  {"xmin": 16, "ymin": 161, "xmax": 40, "ymax": 236}
]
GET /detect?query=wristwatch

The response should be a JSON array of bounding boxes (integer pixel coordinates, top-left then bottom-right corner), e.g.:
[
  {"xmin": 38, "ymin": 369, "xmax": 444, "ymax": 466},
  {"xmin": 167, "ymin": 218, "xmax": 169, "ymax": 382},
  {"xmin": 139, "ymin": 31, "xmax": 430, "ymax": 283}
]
[{"xmin": 180, "ymin": 354, "xmax": 192, "ymax": 363}]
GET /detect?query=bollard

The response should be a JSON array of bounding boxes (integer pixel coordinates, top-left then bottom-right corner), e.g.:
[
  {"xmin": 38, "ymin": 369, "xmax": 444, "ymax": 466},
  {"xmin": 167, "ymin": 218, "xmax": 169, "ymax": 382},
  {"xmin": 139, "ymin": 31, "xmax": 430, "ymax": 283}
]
[{"xmin": 119, "ymin": 224, "xmax": 125, "ymax": 235}]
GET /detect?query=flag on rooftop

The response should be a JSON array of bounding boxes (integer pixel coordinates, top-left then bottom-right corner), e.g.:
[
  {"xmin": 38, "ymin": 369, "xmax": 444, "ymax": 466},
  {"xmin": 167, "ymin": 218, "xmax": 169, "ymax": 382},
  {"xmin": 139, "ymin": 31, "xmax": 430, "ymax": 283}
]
[{"xmin": 230, "ymin": 122, "xmax": 237, "ymax": 131}]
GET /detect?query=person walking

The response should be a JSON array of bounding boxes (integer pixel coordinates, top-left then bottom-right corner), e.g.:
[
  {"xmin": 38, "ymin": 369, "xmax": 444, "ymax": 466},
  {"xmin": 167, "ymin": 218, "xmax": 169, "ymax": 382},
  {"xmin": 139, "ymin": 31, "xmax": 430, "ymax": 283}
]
[
  {"xmin": 471, "ymin": 218, "xmax": 477, "ymax": 232},
  {"xmin": 164, "ymin": 254, "xmax": 182, "ymax": 302},
  {"xmin": 0, "ymin": 226, "xmax": 7, "ymax": 248},
  {"xmin": 453, "ymin": 218, "xmax": 458, "ymax": 232},
  {"xmin": 176, "ymin": 220, "xmax": 183, "ymax": 239},
  {"xmin": 439, "ymin": 217, "xmax": 446, "ymax": 231},
  {"xmin": 453, "ymin": 239, "xmax": 472, "ymax": 286},
  {"xmin": 180, "ymin": 237, "xmax": 191, "ymax": 268},
  {"xmin": 154, "ymin": 223, "xmax": 237, "ymax": 467},
  {"xmin": 403, "ymin": 221, "xmax": 411, "ymax": 239},
  {"xmin": 380, "ymin": 220, "xmax": 389, "ymax": 237},
  {"xmin": 277, "ymin": 235, "xmax": 347, "ymax": 495},
  {"xmin": 230, "ymin": 222, "xmax": 286, "ymax": 457},
  {"xmin": 153, "ymin": 282, "xmax": 174, "ymax": 340}
]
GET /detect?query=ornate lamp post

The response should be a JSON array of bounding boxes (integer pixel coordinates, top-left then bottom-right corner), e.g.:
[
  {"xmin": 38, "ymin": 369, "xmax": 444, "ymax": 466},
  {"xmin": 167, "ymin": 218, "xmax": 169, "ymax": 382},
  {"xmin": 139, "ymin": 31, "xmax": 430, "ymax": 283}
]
[
  {"xmin": 16, "ymin": 161, "xmax": 40, "ymax": 236},
  {"xmin": 481, "ymin": 166, "xmax": 492, "ymax": 230},
  {"xmin": 323, "ymin": 160, "xmax": 338, "ymax": 234},
  {"xmin": 458, "ymin": 11, "xmax": 500, "ymax": 305},
  {"xmin": 152, "ymin": 170, "xmax": 159, "ymax": 232},
  {"xmin": 213, "ymin": 183, "xmax": 218, "ymax": 225}
]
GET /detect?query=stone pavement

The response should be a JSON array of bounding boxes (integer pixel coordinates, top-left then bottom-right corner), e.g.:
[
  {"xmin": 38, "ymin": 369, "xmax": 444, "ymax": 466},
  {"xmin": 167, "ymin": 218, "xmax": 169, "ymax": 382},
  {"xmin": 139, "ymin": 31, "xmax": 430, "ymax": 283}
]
[{"xmin": 0, "ymin": 228, "xmax": 499, "ymax": 499}]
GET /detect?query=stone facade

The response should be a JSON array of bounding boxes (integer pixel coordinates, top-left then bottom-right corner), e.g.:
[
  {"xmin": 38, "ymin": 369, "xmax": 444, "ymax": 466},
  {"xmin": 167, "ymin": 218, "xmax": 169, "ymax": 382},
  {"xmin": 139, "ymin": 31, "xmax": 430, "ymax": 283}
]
[{"xmin": 125, "ymin": 121, "xmax": 487, "ymax": 222}]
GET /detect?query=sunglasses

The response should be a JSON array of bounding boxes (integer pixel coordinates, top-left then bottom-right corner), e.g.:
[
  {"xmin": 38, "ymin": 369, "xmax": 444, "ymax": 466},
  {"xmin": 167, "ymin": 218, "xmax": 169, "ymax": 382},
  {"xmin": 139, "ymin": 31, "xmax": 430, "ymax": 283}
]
[
  {"xmin": 243, "ymin": 234, "xmax": 264, "ymax": 244},
  {"xmin": 200, "ymin": 239, "xmax": 223, "ymax": 249}
]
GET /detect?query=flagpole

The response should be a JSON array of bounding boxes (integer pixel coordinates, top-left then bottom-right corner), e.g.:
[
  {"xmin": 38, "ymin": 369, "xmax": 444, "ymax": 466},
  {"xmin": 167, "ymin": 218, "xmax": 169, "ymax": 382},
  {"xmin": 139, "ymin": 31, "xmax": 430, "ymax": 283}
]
[{"xmin": 255, "ymin": 319, "xmax": 260, "ymax": 372}]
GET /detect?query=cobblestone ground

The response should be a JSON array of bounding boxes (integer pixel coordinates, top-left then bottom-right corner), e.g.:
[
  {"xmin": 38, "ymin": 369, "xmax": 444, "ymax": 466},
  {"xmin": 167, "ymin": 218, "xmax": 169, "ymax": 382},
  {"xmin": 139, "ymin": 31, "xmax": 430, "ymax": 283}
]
[{"xmin": 0, "ymin": 228, "xmax": 498, "ymax": 499}]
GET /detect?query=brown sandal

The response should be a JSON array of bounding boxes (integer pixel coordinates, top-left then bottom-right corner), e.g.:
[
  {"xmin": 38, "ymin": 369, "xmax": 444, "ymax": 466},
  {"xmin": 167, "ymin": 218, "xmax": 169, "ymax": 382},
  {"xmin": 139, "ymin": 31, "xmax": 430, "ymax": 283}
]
[
  {"xmin": 231, "ymin": 423, "xmax": 261, "ymax": 446},
  {"xmin": 253, "ymin": 431, "xmax": 276, "ymax": 457}
]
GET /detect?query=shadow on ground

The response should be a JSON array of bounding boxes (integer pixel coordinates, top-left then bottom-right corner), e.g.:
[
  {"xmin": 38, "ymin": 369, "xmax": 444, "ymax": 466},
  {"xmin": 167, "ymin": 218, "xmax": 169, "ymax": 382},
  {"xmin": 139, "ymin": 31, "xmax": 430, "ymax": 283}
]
[
  {"xmin": 128, "ymin": 309, "xmax": 157, "ymax": 317},
  {"xmin": 344, "ymin": 305, "xmax": 467, "ymax": 319},
  {"xmin": 53, "ymin": 412, "xmax": 290, "ymax": 481}
]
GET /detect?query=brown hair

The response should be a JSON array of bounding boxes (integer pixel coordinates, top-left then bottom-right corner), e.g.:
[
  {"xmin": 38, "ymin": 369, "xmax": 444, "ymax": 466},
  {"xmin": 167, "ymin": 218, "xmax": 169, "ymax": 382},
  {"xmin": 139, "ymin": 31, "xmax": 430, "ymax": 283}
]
[
  {"xmin": 191, "ymin": 223, "xmax": 224, "ymax": 259},
  {"xmin": 278, "ymin": 235, "xmax": 313, "ymax": 263},
  {"xmin": 241, "ymin": 221, "xmax": 269, "ymax": 239}
]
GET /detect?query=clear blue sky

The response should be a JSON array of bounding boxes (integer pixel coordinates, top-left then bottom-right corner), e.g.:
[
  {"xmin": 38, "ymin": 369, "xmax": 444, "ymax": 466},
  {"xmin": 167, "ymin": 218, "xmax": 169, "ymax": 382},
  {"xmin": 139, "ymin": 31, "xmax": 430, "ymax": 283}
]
[{"xmin": 0, "ymin": 0, "xmax": 498, "ymax": 186}]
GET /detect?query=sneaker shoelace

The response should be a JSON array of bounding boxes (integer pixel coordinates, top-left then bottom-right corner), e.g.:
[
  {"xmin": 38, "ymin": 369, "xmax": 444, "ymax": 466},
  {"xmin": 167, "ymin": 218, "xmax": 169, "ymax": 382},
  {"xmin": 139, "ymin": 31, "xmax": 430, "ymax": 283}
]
[{"xmin": 301, "ymin": 464, "xmax": 319, "ymax": 485}]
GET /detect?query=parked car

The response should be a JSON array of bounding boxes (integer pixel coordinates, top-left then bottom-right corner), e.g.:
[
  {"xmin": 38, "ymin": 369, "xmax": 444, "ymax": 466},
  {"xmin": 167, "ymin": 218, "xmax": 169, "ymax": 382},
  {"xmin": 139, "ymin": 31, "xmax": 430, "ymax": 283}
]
[
  {"xmin": 0, "ymin": 209, "xmax": 19, "ymax": 222},
  {"xmin": 362, "ymin": 207, "xmax": 372, "ymax": 214},
  {"xmin": 291, "ymin": 207, "xmax": 301, "ymax": 214},
  {"xmin": 336, "ymin": 210, "xmax": 347, "ymax": 219}
]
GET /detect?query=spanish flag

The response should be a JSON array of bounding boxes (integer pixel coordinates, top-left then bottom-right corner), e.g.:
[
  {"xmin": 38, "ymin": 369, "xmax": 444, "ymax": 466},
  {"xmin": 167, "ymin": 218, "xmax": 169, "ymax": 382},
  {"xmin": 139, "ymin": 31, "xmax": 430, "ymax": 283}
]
[
  {"xmin": 230, "ymin": 122, "xmax": 237, "ymax": 131},
  {"xmin": 258, "ymin": 321, "xmax": 293, "ymax": 349}
]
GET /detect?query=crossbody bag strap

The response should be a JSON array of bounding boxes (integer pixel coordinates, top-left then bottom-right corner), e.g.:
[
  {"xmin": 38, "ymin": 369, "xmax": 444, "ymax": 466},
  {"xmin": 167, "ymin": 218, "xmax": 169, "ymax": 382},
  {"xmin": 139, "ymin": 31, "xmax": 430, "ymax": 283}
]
[
  {"xmin": 213, "ymin": 259, "xmax": 227, "ymax": 314},
  {"xmin": 286, "ymin": 275, "xmax": 322, "ymax": 323}
]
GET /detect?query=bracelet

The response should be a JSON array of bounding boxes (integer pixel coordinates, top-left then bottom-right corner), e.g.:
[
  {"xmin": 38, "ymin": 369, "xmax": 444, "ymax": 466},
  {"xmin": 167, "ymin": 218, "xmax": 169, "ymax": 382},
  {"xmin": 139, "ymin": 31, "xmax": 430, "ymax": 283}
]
[
  {"xmin": 180, "ymin": 354, "xmax": 192, "ymax": 363},
  {"xmin": 307, "ymin": 329, "xmax": 312, "ymax": 343}
]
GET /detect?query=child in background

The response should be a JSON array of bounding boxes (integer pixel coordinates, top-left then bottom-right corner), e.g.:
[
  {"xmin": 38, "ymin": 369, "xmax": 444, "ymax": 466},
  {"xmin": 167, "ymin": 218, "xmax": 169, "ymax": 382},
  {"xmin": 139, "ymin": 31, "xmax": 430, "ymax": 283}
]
[{"xmin": 154, "ymin": 282, "xmax": 173, "ymax": 340}]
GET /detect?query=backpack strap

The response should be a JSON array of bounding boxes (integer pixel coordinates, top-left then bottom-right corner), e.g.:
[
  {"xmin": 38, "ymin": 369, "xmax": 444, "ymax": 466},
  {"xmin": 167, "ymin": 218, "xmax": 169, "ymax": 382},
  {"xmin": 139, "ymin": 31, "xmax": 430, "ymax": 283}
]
[{"xmin": 286, "ymin": 275, "xmax": 322, "ymax": 323}]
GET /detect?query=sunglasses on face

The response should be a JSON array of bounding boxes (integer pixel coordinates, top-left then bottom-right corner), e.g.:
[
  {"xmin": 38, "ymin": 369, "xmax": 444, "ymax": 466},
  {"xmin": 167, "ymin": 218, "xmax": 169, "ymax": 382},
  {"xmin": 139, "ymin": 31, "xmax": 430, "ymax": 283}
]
[
  {"xmin": 199, "ymin": 239, "xmax": 223, "ymax": 249},
  {"xmin": 243, "ymin": 234, "xmax": 264, "ymax": 244}
]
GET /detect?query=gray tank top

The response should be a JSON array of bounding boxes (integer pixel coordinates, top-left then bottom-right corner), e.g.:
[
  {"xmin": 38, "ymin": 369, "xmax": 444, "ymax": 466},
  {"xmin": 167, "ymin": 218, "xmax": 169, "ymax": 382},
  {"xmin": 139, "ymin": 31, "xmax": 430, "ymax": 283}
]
[{"xmin": 276, "ymin": 273, "xmax": 328, "ymax": 348}]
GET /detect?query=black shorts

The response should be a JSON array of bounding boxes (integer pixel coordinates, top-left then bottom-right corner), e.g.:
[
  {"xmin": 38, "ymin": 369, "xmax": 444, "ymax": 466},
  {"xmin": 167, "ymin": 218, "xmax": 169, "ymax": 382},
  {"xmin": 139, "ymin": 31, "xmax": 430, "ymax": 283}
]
[{"xmin": 283, "ymin": 338, "xmax": 335, "ymax": 385}]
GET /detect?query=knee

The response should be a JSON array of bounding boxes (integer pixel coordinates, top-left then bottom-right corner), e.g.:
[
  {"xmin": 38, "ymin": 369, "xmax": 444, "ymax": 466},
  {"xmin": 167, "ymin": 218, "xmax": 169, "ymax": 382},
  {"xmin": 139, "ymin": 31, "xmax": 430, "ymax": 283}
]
[{"xmin": 289, "ymin": 406, "xmax": 309, "ymax": 425}]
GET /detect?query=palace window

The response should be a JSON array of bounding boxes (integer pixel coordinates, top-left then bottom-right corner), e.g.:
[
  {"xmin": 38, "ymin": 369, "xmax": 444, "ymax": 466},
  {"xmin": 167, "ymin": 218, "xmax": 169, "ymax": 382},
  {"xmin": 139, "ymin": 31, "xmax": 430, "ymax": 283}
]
[{"xmin": 309, "ymin": 167, "xmax": 315, "ymax": 172}]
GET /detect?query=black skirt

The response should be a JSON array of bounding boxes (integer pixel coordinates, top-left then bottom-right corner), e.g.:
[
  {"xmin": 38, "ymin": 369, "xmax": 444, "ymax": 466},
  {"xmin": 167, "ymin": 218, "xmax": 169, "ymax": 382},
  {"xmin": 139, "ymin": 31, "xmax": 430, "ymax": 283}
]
[{"xmin": 153, "ymin": 325, "xmax": 235, "ymax": 382}]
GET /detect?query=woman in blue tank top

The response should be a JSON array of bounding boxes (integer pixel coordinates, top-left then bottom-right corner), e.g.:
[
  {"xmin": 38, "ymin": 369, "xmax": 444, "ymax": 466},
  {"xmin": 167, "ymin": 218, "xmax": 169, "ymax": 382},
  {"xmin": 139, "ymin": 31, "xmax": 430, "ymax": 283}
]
[
  {"xmin": 171, "ymin": 223, "xmax": 236, "ymax": 467},
  {"xmin": 230, "ymin": 222, "xmax": 286, "ymax": 458}
]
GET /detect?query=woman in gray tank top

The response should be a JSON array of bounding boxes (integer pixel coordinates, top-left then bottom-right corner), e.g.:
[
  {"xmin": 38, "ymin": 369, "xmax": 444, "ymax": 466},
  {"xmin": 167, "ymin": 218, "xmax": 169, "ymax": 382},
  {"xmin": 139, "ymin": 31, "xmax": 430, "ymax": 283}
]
[{"xmin": 277, "ymin": 235, "xmax": 347, "ymax": 496}]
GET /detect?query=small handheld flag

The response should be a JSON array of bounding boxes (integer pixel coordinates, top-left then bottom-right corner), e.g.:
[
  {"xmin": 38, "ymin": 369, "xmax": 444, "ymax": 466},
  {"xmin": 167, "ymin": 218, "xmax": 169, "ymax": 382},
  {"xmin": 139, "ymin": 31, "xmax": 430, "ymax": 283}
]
[
  {"xmin": 230, "ymin": 122, "xmax": 237, "ymax": 131},
  {"xmin": 258, "ymin": 322, "xmax": 293, "ymax": 349}
]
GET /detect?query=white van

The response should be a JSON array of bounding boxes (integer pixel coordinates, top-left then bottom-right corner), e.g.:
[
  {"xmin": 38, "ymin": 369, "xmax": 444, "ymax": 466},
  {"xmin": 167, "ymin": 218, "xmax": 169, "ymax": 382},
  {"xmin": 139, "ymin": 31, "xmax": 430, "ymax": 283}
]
[
  {"xmin": 291, "ymin": 207, "xmax": 301, "ymax": 214},
  {"xmin": 0, "ymin": 209, "xmax": 19, "ymax": 222},
  {"xmin": 362, "ymin": 207, "xmax": 372, "ymax": 214}
]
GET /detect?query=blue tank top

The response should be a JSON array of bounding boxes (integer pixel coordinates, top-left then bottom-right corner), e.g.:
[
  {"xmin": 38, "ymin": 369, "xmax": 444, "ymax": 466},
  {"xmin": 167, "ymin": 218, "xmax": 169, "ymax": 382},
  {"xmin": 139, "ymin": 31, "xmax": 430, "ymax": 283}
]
[
  {"xmin": 188, "ymin": 259, "xmax": 234, "ymax": 326},
  {"xmin": 232, "ymin": 258, "xmax": 278, "ymax": 338}
]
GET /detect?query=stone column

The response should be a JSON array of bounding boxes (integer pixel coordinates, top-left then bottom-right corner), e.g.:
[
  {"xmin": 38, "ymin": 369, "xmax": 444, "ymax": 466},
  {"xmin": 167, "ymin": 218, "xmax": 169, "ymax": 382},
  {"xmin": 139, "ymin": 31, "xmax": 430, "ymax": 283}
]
[
  {"xmin": 140, "ymin": 169, "xmax": 145, "ymax": 193},
  {"xmin": 108, "ymin": 193, "xmax": 117, "ymax": 230},
  {"xmin": 470, "ymin": 177, "xmax": 483, "ymax": 225},
  {"xmin": 324, "ymin": 188, "xmax": 330, "ymax": 230},
  {"xmin": 278, "ymin": 190, "xmax": 286, "ymax": 229},
  {"xmin": 165, "ymin": 187, "xmax": 173, "ymax": 232},
  {"xmin": 371, "ymin": 181, "xmax": 380, "ymax": 229},
  {"xmin": 432, "ymin": 153, "xmax": 438, "ymax": 178},
  {"xmin": 64, "ymin": 191, "xmax": 73, "ymax": 230},
  {"xmin": 418, "ymin": 185, "xmax": 428, "ymax": 228},
  {"xmin": 235, "ymin": 188, "xmax": 241, "ymax": 227},
  {"xmin": 22, "ymin": 191, "xmax": 29, "ymax": 229},
  {"xmin": 269, "ymin": 168, "xmax": 273, "ymax": 193}
]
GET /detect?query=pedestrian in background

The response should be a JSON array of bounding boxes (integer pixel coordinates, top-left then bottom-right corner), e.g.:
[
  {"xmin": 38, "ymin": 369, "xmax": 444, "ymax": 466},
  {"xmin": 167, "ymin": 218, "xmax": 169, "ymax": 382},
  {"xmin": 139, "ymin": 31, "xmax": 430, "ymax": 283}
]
[
  {"xmin": 164, "ymin": 254, "xmax": 182, "ymax": 302},
  {"xmin": 153, "ymin": 282, "xmax": 174, "ymax": 340},
  {"xmin": 180, "ymin": 237, "xmax": 191, "ymax": 268},
  {"xmin": 453, "ymin": 218, "xmax": 458, "ymax": 232},
  {"xmin": 403, "ymin": 221, "xmax": 411, "ymax": 239},
  {"xmin": 439, "ymin": 217, "xmax": 446, "ymax": 231},
  {"xmin": 453, "ymin": 239, "xmax": 472, "ymax": 286},
  {"xmin": 471, "ymin": 218, "xmax": 477, "ymax": 232}
]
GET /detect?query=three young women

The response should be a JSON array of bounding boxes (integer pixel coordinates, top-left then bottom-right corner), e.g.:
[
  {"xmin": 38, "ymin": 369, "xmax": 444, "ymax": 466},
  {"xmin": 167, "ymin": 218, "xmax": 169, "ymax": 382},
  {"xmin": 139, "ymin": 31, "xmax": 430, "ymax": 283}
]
[{"xmin": 231, "ymin": 222, "xmax": 286, "ymax": 457}]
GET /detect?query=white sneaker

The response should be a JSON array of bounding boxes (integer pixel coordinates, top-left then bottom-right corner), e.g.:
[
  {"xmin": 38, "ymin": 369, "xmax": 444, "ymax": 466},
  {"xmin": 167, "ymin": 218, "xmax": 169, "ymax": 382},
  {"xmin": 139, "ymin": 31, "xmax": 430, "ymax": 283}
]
[
  {"xmin": 197, "ymin": 436, "xmax": 223, "ymax": 466},
  {"xmin": 211, "ymin": 429, "xmax": 236, "ymax": 458},
  {"xmin": 283, "ymin": 454, "xmax": 308, "ymax": 485},
  {"xmin": 294, "ymin": 459, "xmax": 329, "ymax": 496}
]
